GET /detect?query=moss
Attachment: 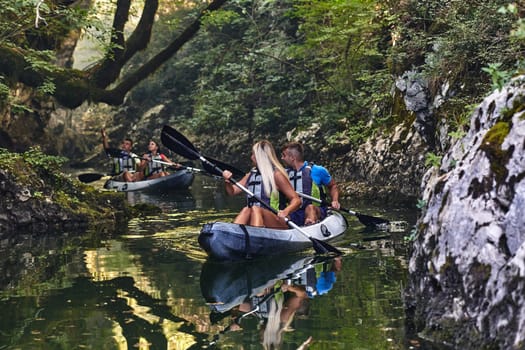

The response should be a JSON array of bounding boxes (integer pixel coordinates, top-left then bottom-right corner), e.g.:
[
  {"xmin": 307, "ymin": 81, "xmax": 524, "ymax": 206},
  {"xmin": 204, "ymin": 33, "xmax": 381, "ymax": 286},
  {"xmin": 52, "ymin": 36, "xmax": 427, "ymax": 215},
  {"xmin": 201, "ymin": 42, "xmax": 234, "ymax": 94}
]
[
  {"xmin": 469, "ymin": 261, "xmax": 491, "ymax": 283},
  {"xmin": 501, "ymin": 95, "xmax": 525, "ymax": 122},
  {"xmin": 480, "ymin": 121, "xmax": 512, "ymax": 184},
  {"xmin": 0, "ymin": 148, "xmax": 131, "ymax": 232},
  {"xmin": 438, "ymin": 255, "xmax": 454, "ymax": 276}
]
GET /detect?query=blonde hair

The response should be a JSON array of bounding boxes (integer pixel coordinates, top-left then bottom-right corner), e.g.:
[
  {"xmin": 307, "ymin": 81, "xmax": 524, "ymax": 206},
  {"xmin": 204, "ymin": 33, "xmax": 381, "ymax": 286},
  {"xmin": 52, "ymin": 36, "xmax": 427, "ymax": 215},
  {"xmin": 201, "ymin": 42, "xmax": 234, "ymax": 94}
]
[
  {"xmin": 262, "ymin": 297, "xmax": 284, "ymax": 350},
  {"xmin": 253, "ymin": 140, "xmax": 287, "ymax": 197}
]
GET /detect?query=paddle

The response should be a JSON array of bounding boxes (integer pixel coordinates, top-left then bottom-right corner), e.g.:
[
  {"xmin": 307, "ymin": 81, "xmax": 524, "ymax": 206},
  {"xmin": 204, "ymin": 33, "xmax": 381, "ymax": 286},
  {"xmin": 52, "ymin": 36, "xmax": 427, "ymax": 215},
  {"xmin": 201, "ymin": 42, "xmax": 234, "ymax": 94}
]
[
  {"xmin": 77, "ymin": 153, "xmax": 213, "ymax": 183},
  {"xmin": 154, "ymin": 139, "xmax": 390, "ymax": 228},
  {"xmin": 78, "ymin": 173, "xmax": 110, "ymax": 183},
  {"xmin": 141, "ymin": 157, "xmax": 211, "ymax": 175},
  {"xmin": 160, "ymin": 125, "xmax": 342, "ymax": 255},
  {"xmin": 296, "ymin": 192, "xmax": 390, "ymax": 227},
  {"xmin": 159, "ymin": 127, "xmax": 245, "ymax": 179},
  {"xmin": 201, "ymin": 155, "xmax": 245, "ymax": 179}
]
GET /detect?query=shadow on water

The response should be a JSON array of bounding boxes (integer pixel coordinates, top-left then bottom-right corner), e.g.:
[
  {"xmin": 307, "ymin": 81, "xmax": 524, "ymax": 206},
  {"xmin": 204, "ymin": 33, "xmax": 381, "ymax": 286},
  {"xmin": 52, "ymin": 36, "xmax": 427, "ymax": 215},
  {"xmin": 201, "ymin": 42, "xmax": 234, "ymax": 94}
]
[{"xmin": 0, "ymin": 175, "xmax": 433, "ymax": 349}]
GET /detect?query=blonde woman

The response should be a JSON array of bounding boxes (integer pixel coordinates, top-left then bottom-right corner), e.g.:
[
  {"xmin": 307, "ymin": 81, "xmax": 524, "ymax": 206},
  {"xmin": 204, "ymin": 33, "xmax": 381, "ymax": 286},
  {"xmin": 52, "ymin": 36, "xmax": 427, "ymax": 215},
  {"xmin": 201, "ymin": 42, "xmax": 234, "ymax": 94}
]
[
  {"xmin": 261, "ymin": 283, "xmax": 309, "ymax": 350},
  {"xmin": 222, "ymin": 140, "xmax": 300, "ymax": 228}
]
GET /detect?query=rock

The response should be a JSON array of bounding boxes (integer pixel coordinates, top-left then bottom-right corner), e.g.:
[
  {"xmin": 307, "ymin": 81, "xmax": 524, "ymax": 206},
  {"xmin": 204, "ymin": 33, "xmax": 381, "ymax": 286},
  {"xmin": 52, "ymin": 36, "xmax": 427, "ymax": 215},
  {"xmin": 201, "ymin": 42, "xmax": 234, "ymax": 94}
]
[
  {"xmin": 406, "ymin": 76, "xmax": 525, "ymax": 349},
  {"xmin": 0, "ymin": 154, "xmax": 130, "ymax": 236}
]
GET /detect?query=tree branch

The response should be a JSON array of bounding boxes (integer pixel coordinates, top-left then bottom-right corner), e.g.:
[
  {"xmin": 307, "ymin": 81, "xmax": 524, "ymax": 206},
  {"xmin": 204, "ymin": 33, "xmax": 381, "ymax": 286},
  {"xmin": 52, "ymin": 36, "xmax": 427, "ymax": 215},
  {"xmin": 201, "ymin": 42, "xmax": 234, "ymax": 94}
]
[
  {"xmin": 93, "ymin": 0, "xmax": 228, "ymax": 105},
  {"xmin": 90, "ymin": 0, "xmax": 159, "ymax": 87},
  {"xmin": 0, "ymin": 0, "xmax": 228, "ymax": 108}
]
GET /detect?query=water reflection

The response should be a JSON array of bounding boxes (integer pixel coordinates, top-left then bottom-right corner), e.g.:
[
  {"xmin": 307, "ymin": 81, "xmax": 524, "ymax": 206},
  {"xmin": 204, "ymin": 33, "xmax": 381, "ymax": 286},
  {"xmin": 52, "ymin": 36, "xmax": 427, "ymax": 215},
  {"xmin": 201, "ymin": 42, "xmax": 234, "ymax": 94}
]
[
  {"xmin": 201, "ymin": 254, "xmax": 343, "ymax": 348},
  {"xmin": 0, "ymin": 175, "xmax": 416, "ymax": 349},
  {"xmin": 125, "ymin": 189, "xmax": 197, "ymax": 210}
]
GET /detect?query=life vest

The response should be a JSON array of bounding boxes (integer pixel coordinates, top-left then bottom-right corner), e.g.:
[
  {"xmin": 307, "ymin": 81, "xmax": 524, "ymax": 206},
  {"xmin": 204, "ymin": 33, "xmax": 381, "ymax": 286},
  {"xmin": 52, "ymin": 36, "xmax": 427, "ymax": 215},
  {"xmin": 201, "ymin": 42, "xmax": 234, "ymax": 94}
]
[
  {"xmin": 111, "ymin": 151, "xmax": 138, "ymax": 175},
  {"xmin": 144, "ymin": 153, "xmax": 165, "ymax": 177},
  {"xmin": 280, "ymin": 162, "xmax": 325, "ymax": 209},
  {"xmin": 246, "ymin": 168, "xmax": 279, "ymax": 209}
]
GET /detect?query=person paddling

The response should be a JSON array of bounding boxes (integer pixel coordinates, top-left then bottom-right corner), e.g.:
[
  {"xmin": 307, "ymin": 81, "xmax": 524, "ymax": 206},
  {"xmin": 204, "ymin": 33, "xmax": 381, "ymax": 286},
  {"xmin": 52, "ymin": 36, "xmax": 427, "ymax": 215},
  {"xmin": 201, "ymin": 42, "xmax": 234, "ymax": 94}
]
[
  {"xmin": 136, "ymin": 140, "xmax": 181, "ymax": 181},
  {"xmin": 101, "ymin": 128, "xmax": 140, "ymax": 182},
  {"xmin": 280, "ymin": 142, "xmax": 340, "ymax": 225},
  {"xmin": 222, "ymin": 140, "xmax": 301, "ymax": 228}
]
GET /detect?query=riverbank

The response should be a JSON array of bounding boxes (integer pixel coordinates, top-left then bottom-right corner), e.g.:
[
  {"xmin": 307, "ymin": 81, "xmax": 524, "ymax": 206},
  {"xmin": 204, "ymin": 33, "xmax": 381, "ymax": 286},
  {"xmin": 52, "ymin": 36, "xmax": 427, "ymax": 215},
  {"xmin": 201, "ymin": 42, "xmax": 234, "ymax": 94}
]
[{"xmin": 0, "ymin": 148, "xmax": 131, "ymax": 236}]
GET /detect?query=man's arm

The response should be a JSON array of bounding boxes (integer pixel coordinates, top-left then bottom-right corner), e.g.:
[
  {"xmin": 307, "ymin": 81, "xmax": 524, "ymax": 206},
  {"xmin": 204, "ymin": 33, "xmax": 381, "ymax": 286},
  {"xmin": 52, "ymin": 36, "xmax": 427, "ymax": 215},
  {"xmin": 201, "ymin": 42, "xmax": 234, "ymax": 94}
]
[
  {"xmin": 101, "ymin": 129, "xmax": 110, "ymax": 149},
  {"xmin": 312, "ymin": 165, "xmax": 340, "ymax": 209},
  {"xmin": 326, "ymin": 178, "xmax": 341, "ymax": 209}
]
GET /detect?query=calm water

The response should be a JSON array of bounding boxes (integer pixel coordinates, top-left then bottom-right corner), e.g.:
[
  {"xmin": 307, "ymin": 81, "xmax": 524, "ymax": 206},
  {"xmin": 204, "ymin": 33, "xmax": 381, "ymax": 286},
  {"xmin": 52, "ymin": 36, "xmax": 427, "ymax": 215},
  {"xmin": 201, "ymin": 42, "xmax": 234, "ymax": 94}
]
[{"xmin": 0, "ymin": 176, "xmax": 416, "ymax": 349}]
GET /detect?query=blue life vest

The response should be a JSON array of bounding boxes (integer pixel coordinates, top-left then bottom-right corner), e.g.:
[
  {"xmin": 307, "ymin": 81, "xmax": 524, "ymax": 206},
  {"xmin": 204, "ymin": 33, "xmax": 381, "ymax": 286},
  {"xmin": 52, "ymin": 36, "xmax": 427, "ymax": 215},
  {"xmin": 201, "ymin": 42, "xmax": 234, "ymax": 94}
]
[{"xmin": 281, "ymin": 162, "xmax": 326, "ymax": 210}]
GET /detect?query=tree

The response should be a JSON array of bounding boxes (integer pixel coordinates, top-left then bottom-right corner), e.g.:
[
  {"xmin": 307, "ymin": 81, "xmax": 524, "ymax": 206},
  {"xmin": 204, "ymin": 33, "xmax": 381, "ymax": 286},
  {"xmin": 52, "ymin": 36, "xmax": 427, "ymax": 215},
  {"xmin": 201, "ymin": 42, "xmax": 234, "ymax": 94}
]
[{"xmin": 0, "ymin": 0, "xmax": 228, "ymax": 109}]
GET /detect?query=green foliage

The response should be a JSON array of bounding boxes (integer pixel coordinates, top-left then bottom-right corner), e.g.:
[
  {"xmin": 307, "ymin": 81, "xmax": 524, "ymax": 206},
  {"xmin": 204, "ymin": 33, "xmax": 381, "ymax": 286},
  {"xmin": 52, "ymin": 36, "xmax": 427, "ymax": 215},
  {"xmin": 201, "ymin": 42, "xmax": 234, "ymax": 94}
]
[
  {"xmin": 416, "ymin": 199, "xmax": 427, "ymax": 209},
  {"xmin": 289, "ymin": 0, "xmax": 395, "ymax": 124},
  {"xmin": 424, "ymin": 152, "xmax": 442, "ymax": 168},
  {"xmin": 37, "ymin": 78, "xmax": 56, "ymax": 95},
  {"xmin": 0, "ymin": 147, "xmax": 68, "ymax": 189},
  {"xmin": 0, "ymin": 148, "xmax": 20, "ymax": 171},
  {"xmin": 173, "ymin": 0, "xmax": 314, "ymax": 143},
  {"xmin": 499, "ymin": 3, "xmax": 525, "ymax": 41},
  {"xmin": 0, "ymin": 0, "xmax": 96, "ymax": 108},
  {"xmin": 393, "ymin": 0, "xmax": 524, "ymax": 120},
  {"xmin": 103, "ymin": 0, "xmax": 524, "ymax": 162},
  {"xmin": 22, "ymin": 146, "xmax": 68, "ymax": 173},
  {"xmin": 445, "ymin": 101, "xmax": 477, "ymax": 138},
  {"xmin": 201, "ymin": 9, "xmax": 241, "ymax": 29},
  {"xmin": 404, "ymin": 228, "xmax": 418, "ymax": 242},
  {"xmin": 170, "ymin": 0, "xmax": 400, "ymax": 151},
  {"xmin": 11, "ymin": 103, "xmax": 34, "ymax": 114},
  {"xmin": 482, "ymin": 62, "xmax": 513, "ymax": 91},
  {"xmin": 0, "ymin": 76, "xmax": 9, "ymax": 106},
  {"xmin": 479, "ymin": 3, "xmax": 525, "ymax": 92},
  {"xmin": 24, "ymin": 50, "xmax": 56, "ymax": 72},
  {"xmin": 1, "ymin": 0, "xmax": 523, "ymax": 161},
  {"xmin": 448, "ymin": 129, "xmax": 465, "ymax": 140}
]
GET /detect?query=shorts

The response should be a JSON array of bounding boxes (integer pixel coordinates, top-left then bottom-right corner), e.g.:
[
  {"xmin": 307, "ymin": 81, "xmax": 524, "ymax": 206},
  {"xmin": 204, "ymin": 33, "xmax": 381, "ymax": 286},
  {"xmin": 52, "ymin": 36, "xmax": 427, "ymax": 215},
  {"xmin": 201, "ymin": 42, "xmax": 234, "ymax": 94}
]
[
  {"xmin": 289, "ymin": 206, "xmax": 328, "ymax": 226},
  {"xmin": 289, "ymin": 210, "xmax": 306, "ymax": 226},
  {"xmin": 112, "ymin": 170, "xmax": 135, "ymax": 181}
]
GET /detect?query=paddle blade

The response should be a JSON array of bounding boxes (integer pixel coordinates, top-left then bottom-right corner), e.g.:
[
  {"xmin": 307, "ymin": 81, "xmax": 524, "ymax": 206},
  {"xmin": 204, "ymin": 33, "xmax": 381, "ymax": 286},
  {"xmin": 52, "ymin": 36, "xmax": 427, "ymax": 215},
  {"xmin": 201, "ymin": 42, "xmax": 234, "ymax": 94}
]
[
  {"xmin": 355, "ymin": 212, "xmax": 390, "ymax": 227},
  {"xmin": 161, "ymin": 125, "xmax": 200, "ymax": 160},
  {"xmin": 310, "ymin": 237, "xmax": 342, "ymax": 255},
  {"xmin": 78, "ymin": 173, "xmax": 105, "ymax": 183},
  {"xmin": 201, "ymin": 156, "xmax": 245, "ymax": 179}
]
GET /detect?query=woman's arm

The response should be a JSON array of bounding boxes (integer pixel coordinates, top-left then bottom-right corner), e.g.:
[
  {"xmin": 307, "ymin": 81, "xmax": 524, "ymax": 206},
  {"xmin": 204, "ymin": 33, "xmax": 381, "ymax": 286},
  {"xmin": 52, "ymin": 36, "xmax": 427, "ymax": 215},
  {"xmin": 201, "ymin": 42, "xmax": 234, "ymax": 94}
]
[
  {"xmin": 223, "ymin": 170, "xmax": 249, "ymax": 196},
  {"xmin": 160, "ymin": 154, "xmax": 181, "ymax": 168}
]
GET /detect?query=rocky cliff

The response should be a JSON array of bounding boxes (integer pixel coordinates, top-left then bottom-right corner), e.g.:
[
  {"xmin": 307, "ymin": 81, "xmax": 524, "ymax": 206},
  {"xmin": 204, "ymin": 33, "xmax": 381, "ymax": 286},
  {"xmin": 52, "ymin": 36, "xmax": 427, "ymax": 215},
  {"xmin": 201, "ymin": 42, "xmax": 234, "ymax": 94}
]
[{"xmin": 405, "ymin": 76, "xmax": 525, "ymax": 349}]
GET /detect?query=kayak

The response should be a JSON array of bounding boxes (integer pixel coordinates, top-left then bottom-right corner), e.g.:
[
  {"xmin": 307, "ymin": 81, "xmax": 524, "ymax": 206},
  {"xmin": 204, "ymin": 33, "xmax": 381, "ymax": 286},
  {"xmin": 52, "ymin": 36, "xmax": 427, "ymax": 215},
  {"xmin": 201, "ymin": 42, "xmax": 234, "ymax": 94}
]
[
  {"xmin": 103, "ymin": 169, "xmax": 194, "ymax": 192},
  {"xmin": 199, "ymin": 211, "xmax": 348, "ymax": 261}
]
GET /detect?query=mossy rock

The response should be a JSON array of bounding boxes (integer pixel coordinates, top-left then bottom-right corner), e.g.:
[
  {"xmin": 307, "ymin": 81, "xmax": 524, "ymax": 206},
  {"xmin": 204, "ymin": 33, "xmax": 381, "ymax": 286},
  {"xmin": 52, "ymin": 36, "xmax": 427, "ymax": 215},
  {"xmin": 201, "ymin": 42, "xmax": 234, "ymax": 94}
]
[
  {"xmin": 480, "ymin": 121, "xmax": 512, "ymax": 184},
  {"xmin": 0, "ymin": 148, "xmax": 131, "ymax": 234}
]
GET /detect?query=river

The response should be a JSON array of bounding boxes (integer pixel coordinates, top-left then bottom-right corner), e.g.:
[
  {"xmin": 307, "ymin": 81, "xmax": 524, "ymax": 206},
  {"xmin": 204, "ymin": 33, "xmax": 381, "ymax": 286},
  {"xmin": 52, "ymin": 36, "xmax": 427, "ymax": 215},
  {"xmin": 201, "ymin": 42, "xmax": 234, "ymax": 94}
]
[{"xmin": 0, "ymin": 175, "xmax": 418, "ymax": 349}]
